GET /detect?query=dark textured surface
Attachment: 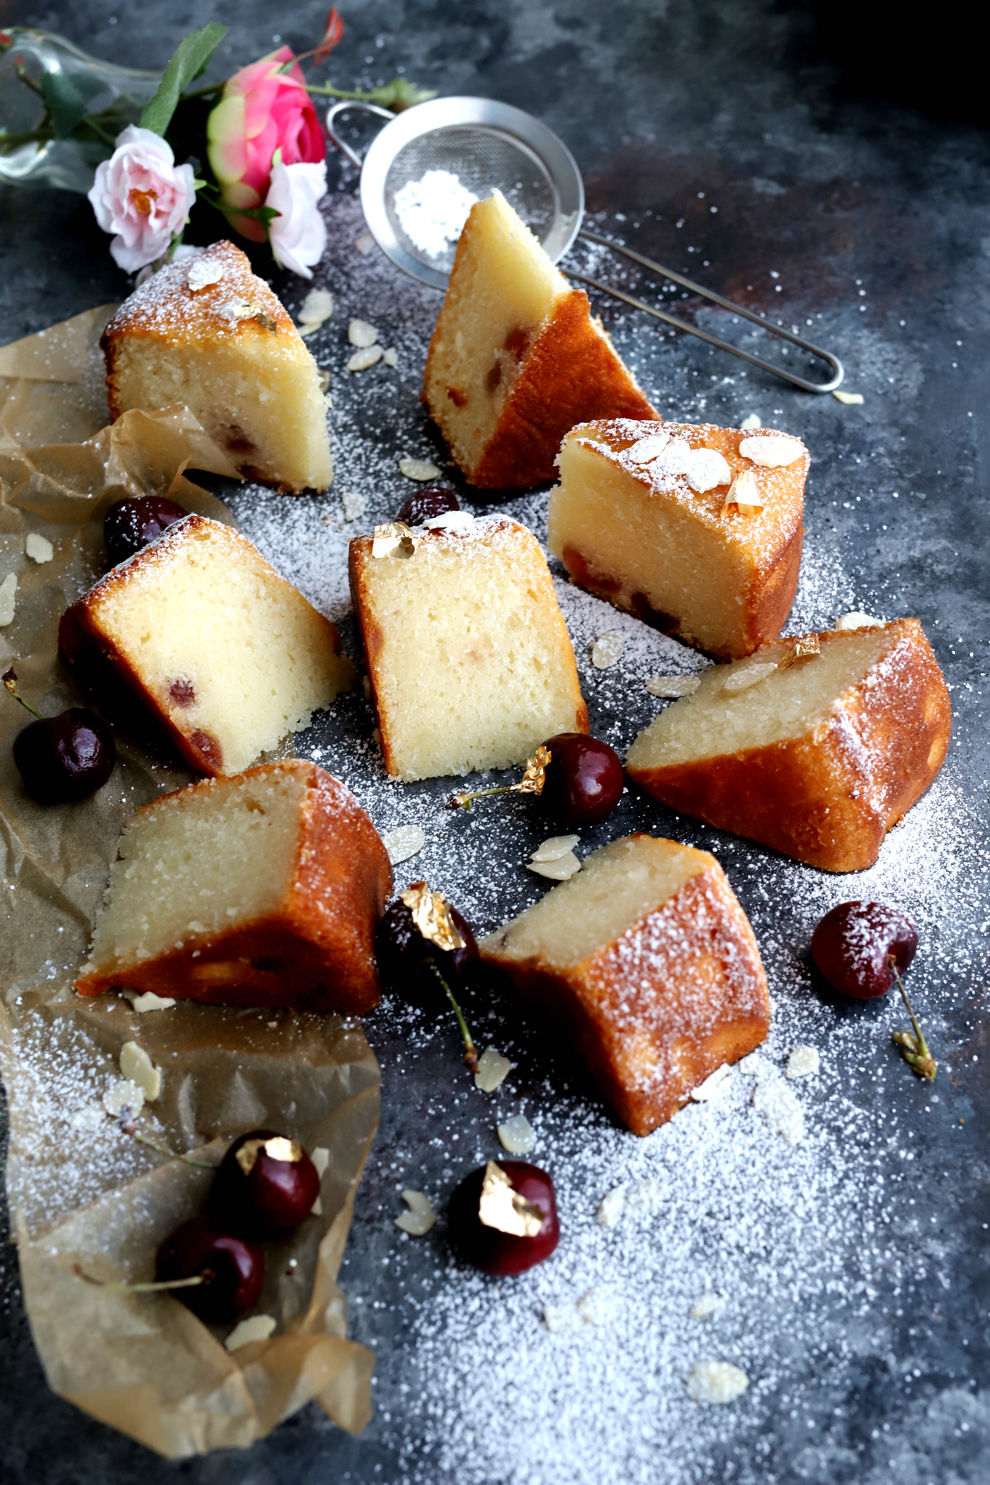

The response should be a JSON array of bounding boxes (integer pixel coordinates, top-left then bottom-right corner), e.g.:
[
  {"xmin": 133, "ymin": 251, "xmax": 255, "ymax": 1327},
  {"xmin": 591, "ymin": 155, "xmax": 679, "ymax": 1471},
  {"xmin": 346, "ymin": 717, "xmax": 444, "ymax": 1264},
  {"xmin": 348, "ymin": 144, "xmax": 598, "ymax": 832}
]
[{"xmin": 2, "ymin": 2, "xmax": 989, "ymax": 1482}]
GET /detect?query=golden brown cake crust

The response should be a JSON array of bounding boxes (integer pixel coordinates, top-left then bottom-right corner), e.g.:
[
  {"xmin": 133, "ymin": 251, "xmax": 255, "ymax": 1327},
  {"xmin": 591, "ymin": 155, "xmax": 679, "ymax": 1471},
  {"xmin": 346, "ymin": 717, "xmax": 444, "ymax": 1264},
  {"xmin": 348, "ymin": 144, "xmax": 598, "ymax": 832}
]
[
  {"xmin": 74, "ymin": 761, "xmax": 392, "ymax": 1013},
  {"xmin": 464, "ymin": 292, "xmax": 658, "ymax": 488},
  {"xmin": 58, "ymin": 514, "xmax": 353, "ymax": 776},
  {"xmin": 482, "ymin": 841, "xmax": 769, "ymax": 1136},
  {"xmin": 554, "ymin": 419, "xmax": 808, "ymax": 659},
  {"xmin": 626, "ymin": 620, "xmax": 952, "ymax": 872}
]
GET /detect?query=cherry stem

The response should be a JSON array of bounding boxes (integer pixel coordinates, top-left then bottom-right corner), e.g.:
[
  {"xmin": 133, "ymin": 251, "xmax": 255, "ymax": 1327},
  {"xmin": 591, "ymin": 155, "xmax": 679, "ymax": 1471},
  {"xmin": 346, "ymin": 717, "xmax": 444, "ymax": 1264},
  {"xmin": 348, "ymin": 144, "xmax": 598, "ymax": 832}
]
[
  {"xmin": 427, "ymin": 959, "xmax": 479, "ymax": 1074},
  {"xmin": 888, "ymin": 955, "xmax": 937, "ymax": 1081},
  {"xmin": 132, "ymin": 1132, "xmax": 216, "ymax": 1169},
  {"xmin": 73, "ymin": 1262, "xmax": 213, "ymax": 1293},
  {"xmin": 446, "ymin": 783, "xmax": 515, "ymax": 812},
  {"xmin": 2, "ymin": 668, "xmax": 44, "ymax": 721}
]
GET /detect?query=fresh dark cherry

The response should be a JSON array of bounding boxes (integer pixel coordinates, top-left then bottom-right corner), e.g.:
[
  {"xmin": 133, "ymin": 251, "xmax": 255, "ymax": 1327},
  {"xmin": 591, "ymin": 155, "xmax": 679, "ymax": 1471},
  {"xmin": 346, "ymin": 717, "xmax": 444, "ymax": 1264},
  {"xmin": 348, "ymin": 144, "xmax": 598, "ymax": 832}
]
[
  {"xmin": 394, "ymin": 486, "xmax": 460, "ymax": 527},
  {"xmin": 375, "ymin": 897, "xmax": 479, "ymax": 1008},
  {"xmin": 154, "ymin": 1216, "xmax": 264, "ymax": 1323},
  {"xmin": 12, "ymin": 707, "xmax": 115, "ymax": 804},
  {"xmin": 811, "ymin": 901, "xmax": 918, "ymax": 1000},
  {"xmin": 208, "ymin": 1130, "xmax": 321, "ymax": 1239},
  {"xmin": 540, "ymin": 733, "xmax": 624, "ymax": 829},
  {"xmin": 104, "ymin": 495, "xmax": 188, "ymax": 566},
  {"xmin": 447, "ymin": 1160, "xmax": 560, "ymax": 1276}
]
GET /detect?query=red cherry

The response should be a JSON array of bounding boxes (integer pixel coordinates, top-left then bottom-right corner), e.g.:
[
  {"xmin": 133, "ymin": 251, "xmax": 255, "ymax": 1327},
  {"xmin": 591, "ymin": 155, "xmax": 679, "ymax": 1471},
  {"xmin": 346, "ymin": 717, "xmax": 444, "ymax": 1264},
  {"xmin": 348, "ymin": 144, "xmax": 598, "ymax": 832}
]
[
  {"xmin": 209, "ymin": 1130, "xmax": 321, "ymax": 1238},
  {"xmin": 12, "ymin": 707, "xmax": 116, "ymax": 804},
  {"xmin": 540, "ymin": 733, "xmax": 624, "ymax": 828},
  {"xmin": 811, "ymin": 901, "xmax": 918, "ymax": 1000},
  {"xmin": 394, "ymin": 486, "xmax": 460, "ymax": 526},
  {"xmin": 104, "ymin": 496, "xmax": 188, "ymax": 566},
  {"xmin": 447, "ymin": 1160, "xmax": 560, "ymax": 1276},
  {"xmin": 154, "ymin": 1216, "xmax": 264, "ymax": 1323},
  {"xmin": 375, "ymin": 897, "xmax": 479, "ymax": 1007}
]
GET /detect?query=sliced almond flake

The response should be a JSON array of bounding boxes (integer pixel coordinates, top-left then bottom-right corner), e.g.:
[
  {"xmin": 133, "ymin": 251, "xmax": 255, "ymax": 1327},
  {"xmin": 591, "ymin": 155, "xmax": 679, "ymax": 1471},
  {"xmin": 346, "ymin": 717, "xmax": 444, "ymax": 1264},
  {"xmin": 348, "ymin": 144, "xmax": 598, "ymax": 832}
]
[
  {"xmin": 225, "ymin": 1314, "xmax": 276, "ymax": 1351},
  {"xmin": 691, "ymin": 1291, "xmax": 724, "ymax": 1318},
  {"xmin": 311, "ymin": 1195, "xmax": 323, "ymax": 1215},
  {"xmin": 835, "ymin": 610, "xmax": 883, "ymax": 630},
  {"xmin": 0, "ymin": 573, "xmax": 17, "ymax": 626},
  {"xmin": 531, "ymin": 833, "xmax": 580, "ymax": 863},
  {"xmin": 382, "ymin": 347, "xmax": 398, "ymax": 367},
  {"xmin": 355, "ymin": 232, "xmax": 376, "ymax": 255},
  {"xmin": 187, "ymin": 259, "xmax": 225, "ymax": 292},
  {"xmin": 395, "ymin": 1188, "xmax": 437, "ymax": 1235},
  {"xmin": 348, "ymin": 318, "xmax": 379, "ymax": 347},
  {"xmin": 687, "ymin": 1359, "xmax": 749, "ymax": 1403},
  {"xmin": 497, "ymin": 1113, "xmax": 536, "ymax": 1154},
  {"xmin": 383, "ymin": 824, "xmax": 426, "ymax": 865},
  {"xmin": 595, "ymin": 1185, "xmax": 626, "ymax": 1228},
  {"xmin": 645, "ymin": 674, "xmax": 701, "ymax": 698},
  {"xmin": 422, "ymin": 510, "xmax": 476, "ymax": 533},
  {"xmin": 25, "ymin": 533, "xmax": 54, "ymax": 563},
  {"xmin": 690, "ymin": 1063, "xmax": 731, "ymax": 1102},
  {"xmin": 785, "ymin": 1045, "xmax": 820, "ymax": 1080},
  {"xmin": 474, "ymin": 1046, "xmax": 513, "ymax": 1093},
  {"xmin": 311, "ymin": 1146, "xmax": 330, "ymax": 1177},
  {"xmin": 298, "ymin": 288, "xmax": 333, "ymax": 325},
  {"xmin": 528, "ymin": 851, "xmax": 581, "ymax": 881},
  {"xmin": 653, "ymin": 438, "xmax": 693, "ymax": 477},
  {"xmin": 832, "ymin": 389, "xmax": 864, "ymax": 405},
  {"xmin": 347, "ymin": 344, "xmax": 383, "ymax": 372},
  {"xmin": 543, "ymin": 1304, "xmax": 582, "ymax": 1333},
  {"xmin": 752, "ymin": 1078, "xmax": 805, "ymax": 1146},
  {"xmin": 591, "ymin": 631, "xmax": 626, "ymax": 669},
  {"xmin": 739, "ymin": 413, "xmax": 762, "ymax": 430},
  {"xmin": 720, "ymin": 661, "xmax": 778, "ymax": 695},
  {"xmin": 739, "ymin": 433, "xmax": 804, "ymax": 467},
  {"xmin": 625, "ymin": 430, "xmax": 670, "ymax": 464},
  {"xmin": 102, "ymin": 1078, "xmax": 145, "ymax": 1120},
  {"xmin": 399, "ymin": 456, "xmax": 442, "ymax": 481},
  {"xmin": 119, "ymin": 1041, "xmax": 161, "ymax": 1100},
  {"xmin": 626, "ymin": 1178, "xmax": 664, "ymax": 1214},
  {"xmin": 341, "ymin": 490, "xmax": 367, "ymax": 521},
  {"xmin": 721, "ymin": 468, "xmax": 763, "ymax": 514},
  {"xmin": 122, "ymin": 989, "xmax": 176, "ymax": 1013},
  {"xmin": 685, "ymin": 446, "xmax": 732, "ymax": 494}
]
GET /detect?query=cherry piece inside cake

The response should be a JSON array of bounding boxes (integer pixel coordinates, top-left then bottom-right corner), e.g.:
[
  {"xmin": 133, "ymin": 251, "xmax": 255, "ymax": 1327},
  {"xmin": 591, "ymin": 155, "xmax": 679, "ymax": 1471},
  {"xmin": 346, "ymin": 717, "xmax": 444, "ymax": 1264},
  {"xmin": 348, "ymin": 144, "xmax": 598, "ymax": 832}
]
[
  {"xmin": 549, "ymin": 419, "xmax": 808, "ymax": 659},
  {"xmin": 101, "ymin": 241, "xmax": 332, "ymax": 492},
  {"xmin": 59, "ymin": 514, "xmax": 355, "ymax": 775},
  {"xmin": 422, "ymin": 191, "xmax": 656, "ymax": 489},
  {"xmin": 625, "ymin": 618, "xmax": 951, "ymax": 872},
  {"xmin": 75, "ymin": 760, "xmax": 392, "ymax": 1012},
  {"xmin": 349, "ymin": 515, "xmax": 587, "ymax": 781},
  {"xmin": 480, "ymin": 833, "xmax": 769, "ymax": 1135}
]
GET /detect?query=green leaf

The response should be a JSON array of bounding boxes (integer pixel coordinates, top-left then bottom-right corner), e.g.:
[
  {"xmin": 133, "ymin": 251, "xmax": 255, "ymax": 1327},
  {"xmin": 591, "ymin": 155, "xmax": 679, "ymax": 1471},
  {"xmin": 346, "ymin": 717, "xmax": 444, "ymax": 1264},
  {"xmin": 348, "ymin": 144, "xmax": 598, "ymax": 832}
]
[
  {"xmin": 39, "ymin": 69, "xmax": 105, "ymax": 138},
  {"xmin": 140, "ymin": 23, "xmax": 228, "ymax": 137}
]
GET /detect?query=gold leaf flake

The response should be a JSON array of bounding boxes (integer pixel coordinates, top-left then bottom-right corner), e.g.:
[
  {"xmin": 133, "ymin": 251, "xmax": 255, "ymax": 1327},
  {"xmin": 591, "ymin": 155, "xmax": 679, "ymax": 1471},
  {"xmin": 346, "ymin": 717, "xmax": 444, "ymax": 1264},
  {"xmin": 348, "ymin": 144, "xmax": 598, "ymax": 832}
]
[
  {"xmin": 400, "ymin": 881, "xmax": 465, "ymax": 953},
  {"xmin": 721, "ymin": 467, "xmax": 763, "ymax": 515},
  {"xmin": 372, "ymin": 521, "xmax": 418, "ymax": 558},
  {"xmin": 515, "ymin": 744, "xmax": 550, "ymax": 796},
  {"xmin": 235, "ymin": 1135, "xmax": 303, "ymax": 1176},
  {"xmin": 778, "ymin": 634, "xmax": 821, "ymax": 669},
  {"xmin": 478, "ymin": 1160, "xmax": 544, "ymax": 1236}
]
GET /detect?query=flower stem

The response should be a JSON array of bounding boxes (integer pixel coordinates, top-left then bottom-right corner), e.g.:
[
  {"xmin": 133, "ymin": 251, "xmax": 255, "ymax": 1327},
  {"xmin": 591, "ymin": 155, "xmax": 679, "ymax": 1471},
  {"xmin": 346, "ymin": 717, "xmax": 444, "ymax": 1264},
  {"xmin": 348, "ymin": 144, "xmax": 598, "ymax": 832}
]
[
  {"xmin": 889, "ymin": 955, "xmax": 937, "ymax": 1080},
  {"xmin": 427, "ymin": 959, "xmax": 479, "ymax": 1075},
  {"xmin": 2, "ymin": 669, "xmax": 44, "ymax": 721},
  {"xmin": 74, "ymin": 1262, "xmax": 211, "ymax": 1292}
]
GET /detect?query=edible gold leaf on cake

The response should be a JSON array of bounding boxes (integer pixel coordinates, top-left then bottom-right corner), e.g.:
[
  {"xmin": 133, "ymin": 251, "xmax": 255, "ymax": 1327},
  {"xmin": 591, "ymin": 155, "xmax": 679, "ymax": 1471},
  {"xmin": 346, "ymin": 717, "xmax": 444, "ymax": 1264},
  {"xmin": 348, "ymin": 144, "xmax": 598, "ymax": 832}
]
[
  {"xmin": 400, "ymin": 881, "xmax": 465, "ymax": 953},
  {"xmin": 515, "ymin": 744, "xmax": 551, "ymax": 796},
  {"xmin": 478, "ymin": 1160, "xmax": 544, "ymax": 1237},
  {"xmin": 721, "ymin": 468, "xmax": 763, "ymax": 514},
  {"xmin": 235, "ymin": 1135, "xmax": 303, "ymax": 1176},
  {"xmin": 778, "ymin": 634, "xmax": 821, "ymax": 669},
  {"xmin": 372, "ymin": 521, "xmax": 418, "ymax": 558}
]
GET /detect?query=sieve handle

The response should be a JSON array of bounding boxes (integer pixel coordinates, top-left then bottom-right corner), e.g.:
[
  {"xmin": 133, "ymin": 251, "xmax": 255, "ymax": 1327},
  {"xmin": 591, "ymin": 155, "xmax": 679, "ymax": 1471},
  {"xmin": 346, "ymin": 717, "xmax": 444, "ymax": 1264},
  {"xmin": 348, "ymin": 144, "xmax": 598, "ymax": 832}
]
[{"xmin": 325, "ymin": 101, "xmax": 396, "ymax": 169}]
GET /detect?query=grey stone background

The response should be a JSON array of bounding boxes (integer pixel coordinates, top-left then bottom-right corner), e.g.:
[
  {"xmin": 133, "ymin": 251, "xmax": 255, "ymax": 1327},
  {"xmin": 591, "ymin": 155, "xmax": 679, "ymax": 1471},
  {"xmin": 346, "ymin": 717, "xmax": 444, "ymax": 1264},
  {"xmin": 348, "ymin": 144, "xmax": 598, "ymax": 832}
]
[{"xmin": 1, "ymin": 2, "xmax": 988, "ymax": 1482}]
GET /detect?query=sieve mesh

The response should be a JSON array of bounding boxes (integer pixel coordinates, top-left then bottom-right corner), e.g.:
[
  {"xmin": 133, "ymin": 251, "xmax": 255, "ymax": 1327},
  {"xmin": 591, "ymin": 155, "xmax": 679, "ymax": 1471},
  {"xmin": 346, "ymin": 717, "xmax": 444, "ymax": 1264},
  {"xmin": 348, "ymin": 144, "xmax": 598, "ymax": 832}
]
[{"xmin": 383, "ymin": 125, "xmax": 558, "ymax": 274}]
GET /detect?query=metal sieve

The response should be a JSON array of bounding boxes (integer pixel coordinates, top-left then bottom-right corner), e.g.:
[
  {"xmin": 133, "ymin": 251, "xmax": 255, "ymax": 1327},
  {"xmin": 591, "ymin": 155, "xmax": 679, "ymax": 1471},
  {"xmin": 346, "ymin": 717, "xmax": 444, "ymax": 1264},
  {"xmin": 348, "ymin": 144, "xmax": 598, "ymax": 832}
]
[{"xmin": 326, "ymin": 96, "xmax": 842, "ymax": 395}]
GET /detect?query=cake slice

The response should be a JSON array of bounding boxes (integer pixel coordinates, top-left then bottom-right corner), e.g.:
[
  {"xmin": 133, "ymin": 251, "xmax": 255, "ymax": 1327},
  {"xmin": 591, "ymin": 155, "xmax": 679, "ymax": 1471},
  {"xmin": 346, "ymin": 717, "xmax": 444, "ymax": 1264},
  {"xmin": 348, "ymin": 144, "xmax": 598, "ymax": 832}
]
[
  {"xmin": 75, "ymin": 761, "xmax": 392, "ymax": 1013},
  {"xmin": 59, "ymin": 514, "xmax": 355, "ymax": 776},
  {"xmin": 549, "ymin": 419, "xmax": 807, "ymax": 659},
  {"xmin": 349, "ymin": 515, "xmax": 587, "ymax": 781},
  {"xmin": 422, "ymin": 191, "xmax": 657, "ymax": 489},
  {"xmin": 101, "ymin": 240, "xmax": 332, "ymax": 492},
  {"xmin": 480, "ymin": 833, "xmax": 769, "ymax": 1135},
  {"xmin": 626, "ymin": 619, "xmax": 951, "ymax": 872}
]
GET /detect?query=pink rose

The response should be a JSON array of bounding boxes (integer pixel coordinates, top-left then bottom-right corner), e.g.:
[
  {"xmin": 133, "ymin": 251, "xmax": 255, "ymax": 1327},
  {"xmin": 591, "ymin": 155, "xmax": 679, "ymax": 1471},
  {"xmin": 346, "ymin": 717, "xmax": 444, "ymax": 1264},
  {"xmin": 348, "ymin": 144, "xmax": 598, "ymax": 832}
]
[
  {"xmin": 207, "ymin": 47, "xmax": 326, "ymax": 243},
  {"xmin": 88, "ymin": 126, "xmax": 196, "ymax": 273},
  {"xmin": 265, "ymin": 158, "xmax": 328, "ymax": 278}
]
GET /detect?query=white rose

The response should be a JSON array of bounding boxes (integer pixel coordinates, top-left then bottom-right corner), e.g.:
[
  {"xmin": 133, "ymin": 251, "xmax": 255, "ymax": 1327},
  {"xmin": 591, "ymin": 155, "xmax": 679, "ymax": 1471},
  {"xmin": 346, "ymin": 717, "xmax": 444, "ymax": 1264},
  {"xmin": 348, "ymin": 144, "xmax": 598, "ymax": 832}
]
[
  {"xmin": 88, "ymin": 126, "xmax": 196, "ymax": 274},
  {"xmin": 265, "ymin": 158, "xmax": 328, "ymax": 279}
]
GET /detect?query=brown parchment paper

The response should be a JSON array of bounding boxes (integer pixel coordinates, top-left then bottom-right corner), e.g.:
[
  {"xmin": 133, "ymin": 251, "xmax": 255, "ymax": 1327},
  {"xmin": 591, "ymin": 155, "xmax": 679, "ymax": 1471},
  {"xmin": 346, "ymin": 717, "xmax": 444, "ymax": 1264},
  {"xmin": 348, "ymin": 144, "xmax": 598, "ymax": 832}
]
[{"xmin": 0, "ymin": 314, "xmax": 379, "ymax": 1458}]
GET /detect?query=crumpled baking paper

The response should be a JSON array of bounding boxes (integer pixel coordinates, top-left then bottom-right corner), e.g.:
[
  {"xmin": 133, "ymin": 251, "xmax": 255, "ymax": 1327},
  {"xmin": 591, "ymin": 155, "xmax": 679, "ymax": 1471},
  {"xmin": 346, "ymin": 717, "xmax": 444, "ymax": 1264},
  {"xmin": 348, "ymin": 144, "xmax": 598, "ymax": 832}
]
[{"xmin": 0, "ymin": 310, "xmax": 379, "ymax": 1458}]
